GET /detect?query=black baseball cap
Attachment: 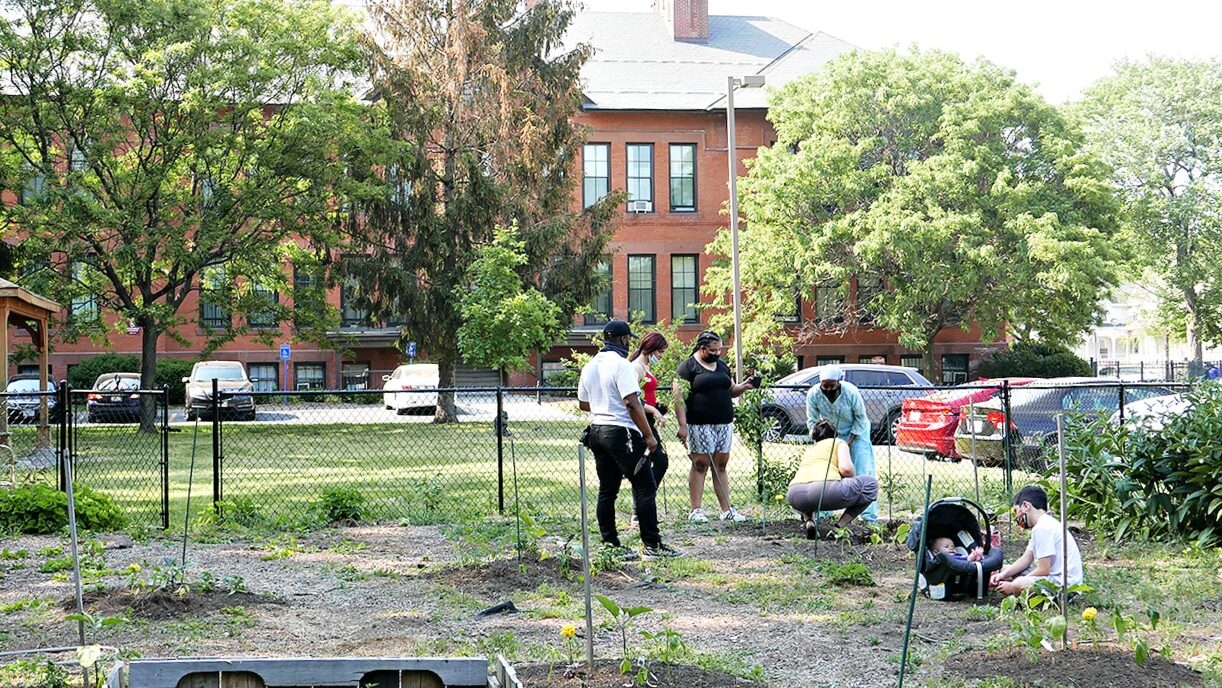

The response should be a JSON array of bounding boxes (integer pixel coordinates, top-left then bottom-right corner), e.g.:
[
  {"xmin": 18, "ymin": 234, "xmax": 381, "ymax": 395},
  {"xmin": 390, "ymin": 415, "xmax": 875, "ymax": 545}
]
[{"xmin": 602, "ymin": 320, "xmax": 636, "ymax": 339}]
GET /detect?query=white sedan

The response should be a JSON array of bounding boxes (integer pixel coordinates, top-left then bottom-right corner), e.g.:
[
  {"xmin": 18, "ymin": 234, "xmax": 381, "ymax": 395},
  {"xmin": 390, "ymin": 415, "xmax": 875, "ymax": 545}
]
[
  {"xmin": 382, "ymin": 363, "xmax": 440, "ymax": 414},
  {"xmin": 1109, "ymin": 393, "xmax": 1191, "ymax": 431}
]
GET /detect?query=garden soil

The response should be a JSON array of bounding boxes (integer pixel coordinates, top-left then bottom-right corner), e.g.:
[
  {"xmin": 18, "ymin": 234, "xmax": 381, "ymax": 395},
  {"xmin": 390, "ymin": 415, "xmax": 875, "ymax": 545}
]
[{"xmin": 951, "ymin": 648, "xmax": 1205, "ymax": 687}]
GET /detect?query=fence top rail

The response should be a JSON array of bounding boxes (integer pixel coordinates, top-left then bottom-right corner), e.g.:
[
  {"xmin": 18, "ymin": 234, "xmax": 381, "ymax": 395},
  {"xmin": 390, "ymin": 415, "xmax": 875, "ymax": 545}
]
[{"xmin": 68, "ymin": 388, "xmax": 168, "ymax": 396}]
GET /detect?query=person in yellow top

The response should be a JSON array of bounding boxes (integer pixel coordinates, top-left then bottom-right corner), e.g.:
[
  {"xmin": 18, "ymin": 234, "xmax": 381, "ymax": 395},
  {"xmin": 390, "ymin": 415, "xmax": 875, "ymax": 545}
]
[{"xmin": 787, "ymin": 419, "xmax": 880, "ymax": 538}]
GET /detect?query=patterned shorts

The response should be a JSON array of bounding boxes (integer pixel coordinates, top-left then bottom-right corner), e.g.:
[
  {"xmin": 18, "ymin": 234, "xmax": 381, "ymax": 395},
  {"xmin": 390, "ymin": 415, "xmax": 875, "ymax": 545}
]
[{"xmin": 688, "ymin": 423, "xmax": 733, "ymax": 454}]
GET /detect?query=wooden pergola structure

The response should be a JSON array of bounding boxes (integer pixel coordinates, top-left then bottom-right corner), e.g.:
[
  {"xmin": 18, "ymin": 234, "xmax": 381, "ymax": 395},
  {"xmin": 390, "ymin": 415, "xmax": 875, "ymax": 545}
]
[{"xmin": 0, "ymin": 278, "xmax": 61, "ymax": 449}]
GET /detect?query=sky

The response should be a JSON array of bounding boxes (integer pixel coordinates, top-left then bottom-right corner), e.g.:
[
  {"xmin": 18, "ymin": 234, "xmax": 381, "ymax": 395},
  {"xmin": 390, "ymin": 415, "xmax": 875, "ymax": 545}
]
[{"xmin": 580, "ymin": 0, "xmax": 1222, "ymax": 104}]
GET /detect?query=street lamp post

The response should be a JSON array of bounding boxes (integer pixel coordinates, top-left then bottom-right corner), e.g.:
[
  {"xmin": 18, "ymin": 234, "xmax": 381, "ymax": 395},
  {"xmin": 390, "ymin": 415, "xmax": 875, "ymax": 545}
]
[{"xmin": 726, "ymin": 74, "xmax": 765, "ymax": 383}]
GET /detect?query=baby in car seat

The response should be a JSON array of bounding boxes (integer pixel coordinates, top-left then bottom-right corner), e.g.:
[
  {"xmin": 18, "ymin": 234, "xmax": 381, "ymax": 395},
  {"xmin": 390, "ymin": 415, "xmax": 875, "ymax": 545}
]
[{"xmin": 933, "ymin": 536, "xmax": 985, "ymax": 563}]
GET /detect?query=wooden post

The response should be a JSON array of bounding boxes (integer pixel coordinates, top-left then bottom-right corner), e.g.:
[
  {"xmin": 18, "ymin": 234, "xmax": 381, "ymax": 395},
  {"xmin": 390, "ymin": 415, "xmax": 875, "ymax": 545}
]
[
  {"xmin": 0, "ymin": 304, "xmax": 9, "ymax": 450},
  {"xmin": 37, "ymin": 317, "xmax": 50, "ymax": 448}
]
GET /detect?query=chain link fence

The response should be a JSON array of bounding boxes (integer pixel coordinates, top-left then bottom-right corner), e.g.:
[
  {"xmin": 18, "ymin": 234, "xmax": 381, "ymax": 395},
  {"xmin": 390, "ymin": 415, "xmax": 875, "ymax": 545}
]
[
  {"xmin": 0, "ymin": 388, "xmax": 61, "ymax": 491},
  {"xmin": 15, "ymin": 379, "xmax": 1194, "ymax": 532}
]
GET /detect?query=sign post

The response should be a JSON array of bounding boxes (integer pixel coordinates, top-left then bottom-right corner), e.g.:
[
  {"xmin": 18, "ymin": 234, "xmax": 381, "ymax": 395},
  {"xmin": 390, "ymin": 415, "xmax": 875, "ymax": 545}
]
[
  {"xmin": 406, "ymin": 341, "xmax": 417, "ymax": 364},
  {"xmin": 279, "ymin": 344, "xmax": 291, "ymax": 404}
]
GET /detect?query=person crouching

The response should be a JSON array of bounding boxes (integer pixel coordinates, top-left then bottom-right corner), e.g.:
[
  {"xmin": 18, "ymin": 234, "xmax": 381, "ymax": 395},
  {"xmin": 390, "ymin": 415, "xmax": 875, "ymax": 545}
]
[{"xmin": 786, "ymin": 419, "xmax": 879, "ymax": 538}]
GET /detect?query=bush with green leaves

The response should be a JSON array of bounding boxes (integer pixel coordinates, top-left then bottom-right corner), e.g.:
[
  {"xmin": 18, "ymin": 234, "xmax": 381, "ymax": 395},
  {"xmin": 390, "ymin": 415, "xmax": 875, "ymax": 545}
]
[
  {"xmin": 66, "ymin": 353, "xmax": 194, "ymax": 405},
  {"xmin": 976, "ymin": 341, "xmax": 1090, "ymax": 380},
  {"xmin": 1051, "ymin": 382, "xmax": 1222, "ymax": 545},
  {"xmin": 0, "ymin": 484, "xmax": 125, "ymax": 534},
  {"xmin": 319, "ymin": 487, "xmax": 365, "ymax": 524}
]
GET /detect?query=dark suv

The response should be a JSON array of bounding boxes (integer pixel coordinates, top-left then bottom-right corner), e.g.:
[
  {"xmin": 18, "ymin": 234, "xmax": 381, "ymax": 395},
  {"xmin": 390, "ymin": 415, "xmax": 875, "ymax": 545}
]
[{"xmin": 5, "ymin": 376, "xmax": 61, "ymax": 425}]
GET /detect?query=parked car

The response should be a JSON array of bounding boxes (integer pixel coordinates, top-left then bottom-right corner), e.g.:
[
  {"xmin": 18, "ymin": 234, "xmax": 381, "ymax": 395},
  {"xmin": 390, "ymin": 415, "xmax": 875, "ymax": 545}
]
[
  {"xmin": 895, "ymin": 378, "xmax": 1040, "ymax": 459},
  {"xmin": 954, "ymin": 378, "xmax": 1173, "ymax": 469},
  {"xmin": 758, "ymin": 364, "xmax": 933, "ymax": 443},
  {"xmin": 1108, "ymin": 392, "xmax": 1191, "ymax": 431},
  {"xmin": 4, "ymin": 376, "xmax": 60, "ymax": 424},
  {"xmin": 382, "ymin": 363, "xmax": 440, "ymax": 414},
  {"xmin": 86, "ymin": 373, "xmax": 143, "ymax": 423},
  {"xmin": 183, "ymin": 361, "xmax": 256, "ymax": 421}
]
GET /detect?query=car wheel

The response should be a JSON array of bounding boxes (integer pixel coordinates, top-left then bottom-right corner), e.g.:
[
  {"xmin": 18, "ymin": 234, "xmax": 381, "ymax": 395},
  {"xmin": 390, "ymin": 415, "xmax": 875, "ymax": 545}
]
[
  {"xmin": 881, "ymin": 408, "xmax": 902, "ymax": 446},
  {"xmin": 185, "ymin": 408, "xmax": 196, "ymax": 421},
  {"xmin": 760, "ymin": 408, "xmax": 791, "ymax": 443},
  {"xmin": 87, "ymin": 413, "xmax": 97, "ymax": 424}
]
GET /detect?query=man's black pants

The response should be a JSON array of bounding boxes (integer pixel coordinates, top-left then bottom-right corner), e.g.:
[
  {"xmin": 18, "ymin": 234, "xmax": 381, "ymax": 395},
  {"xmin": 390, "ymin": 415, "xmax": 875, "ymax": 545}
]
[{"xmin": 588, "ymin": 424, "xmax": 660, "ymax": 548}]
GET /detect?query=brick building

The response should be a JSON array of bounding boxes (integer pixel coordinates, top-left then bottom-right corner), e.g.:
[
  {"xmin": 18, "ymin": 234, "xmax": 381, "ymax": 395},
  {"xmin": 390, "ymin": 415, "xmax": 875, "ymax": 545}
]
[{"xmin": 20, "ymin": 1, "xmax": 1002, "ymax": 391}]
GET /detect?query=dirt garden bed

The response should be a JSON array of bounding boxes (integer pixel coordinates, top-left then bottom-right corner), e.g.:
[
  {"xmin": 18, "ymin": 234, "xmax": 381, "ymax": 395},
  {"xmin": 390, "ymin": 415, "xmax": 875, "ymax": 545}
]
[
  {"xmin": 514, "ymin": 659, "xmax": 757, "ymax": 687},
  {"xmin": 950, "ymin": 648, "xmax": 1205, "ymax": 687}
]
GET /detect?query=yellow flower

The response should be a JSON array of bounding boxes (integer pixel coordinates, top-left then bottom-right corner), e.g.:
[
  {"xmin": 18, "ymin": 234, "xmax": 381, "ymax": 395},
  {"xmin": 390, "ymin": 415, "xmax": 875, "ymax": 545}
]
[
  {"xmin": 774, "ymin": 494, "xmax": 784, "ymax": 503},
  {"xmin": 126, "ymin": 563, "xmax": 141, "ymax": 573},
  {"xmin": 1082, "ymin": 607, "xmax": 1098, "ymax": 622},
  {"xmin": 538, "ymin": 549, "xmax": 552, "ymax": 561},
  {"xmin": 560, "ymin": 624, "xmax": 577, "ymax": 639}
]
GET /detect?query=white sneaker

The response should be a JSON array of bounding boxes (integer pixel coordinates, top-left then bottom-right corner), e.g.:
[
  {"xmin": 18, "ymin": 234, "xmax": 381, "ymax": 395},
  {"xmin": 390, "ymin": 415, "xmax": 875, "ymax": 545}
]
[
  {"xmin": 630, "ymin": 514, "xmax": 639, "ymax": 527},
  {"xmin": 688, "ymin": 508, "xmax": 709, "ymax": 523},
  {"xmin": 720, "ymin": 507, "xmax": 747, "ymax": 522}
]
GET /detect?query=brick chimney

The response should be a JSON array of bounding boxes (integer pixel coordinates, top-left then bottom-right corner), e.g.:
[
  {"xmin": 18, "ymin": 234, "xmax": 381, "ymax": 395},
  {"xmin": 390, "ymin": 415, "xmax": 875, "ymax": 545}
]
[{"xmin": 653, "ymin": 0, "xmax": 709, "ymax": 43}]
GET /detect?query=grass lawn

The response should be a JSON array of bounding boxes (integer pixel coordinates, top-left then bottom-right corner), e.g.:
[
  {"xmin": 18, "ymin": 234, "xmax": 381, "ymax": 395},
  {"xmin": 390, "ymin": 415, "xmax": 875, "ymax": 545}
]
[{"xmin": 13, "ymin": 418, "xmax": 1034, "ymax": 532}]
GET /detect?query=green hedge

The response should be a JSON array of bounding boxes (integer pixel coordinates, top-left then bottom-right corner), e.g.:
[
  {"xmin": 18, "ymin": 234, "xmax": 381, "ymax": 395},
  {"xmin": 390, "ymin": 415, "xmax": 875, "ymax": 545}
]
[
  {"xmin": 976, "ymin": 342, "xmax": 1090, "ymax": 379},
  {"xmin": 0, "ymin": 484, "xmax": 126, "ymax": 534},
  {"xmin": 68, "ymin": 354, "xmax": 194, "ymax": 405}
]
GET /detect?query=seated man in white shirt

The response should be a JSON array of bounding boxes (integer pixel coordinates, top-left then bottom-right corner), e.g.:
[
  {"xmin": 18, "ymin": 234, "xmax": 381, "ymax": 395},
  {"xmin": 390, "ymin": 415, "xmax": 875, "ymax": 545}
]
[{"xmin": 990, "ymin": 485, "xmax": 1083, "ymax": 595}]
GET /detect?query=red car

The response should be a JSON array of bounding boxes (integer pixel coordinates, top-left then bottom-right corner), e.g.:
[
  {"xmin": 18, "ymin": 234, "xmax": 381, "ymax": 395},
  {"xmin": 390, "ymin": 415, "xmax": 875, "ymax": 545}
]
[{"xmin": 895, "ymin": 378, "xmax": 1039, "ymax": 459}]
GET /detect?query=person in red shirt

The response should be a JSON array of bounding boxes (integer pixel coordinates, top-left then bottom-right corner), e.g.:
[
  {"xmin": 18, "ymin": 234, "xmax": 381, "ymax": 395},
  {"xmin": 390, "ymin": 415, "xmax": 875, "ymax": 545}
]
[{"xmin": 629, "ymin": 332, "xmax": 670, "ymax": 491}]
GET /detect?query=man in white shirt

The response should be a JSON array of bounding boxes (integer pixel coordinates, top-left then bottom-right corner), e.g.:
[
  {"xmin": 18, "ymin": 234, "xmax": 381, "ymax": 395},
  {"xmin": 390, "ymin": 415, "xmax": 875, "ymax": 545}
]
[
  {"xmin": 578, "ymin": 320, "xmax": 680, "ymax": 561},
  {"xmin": 990, "ymin": 485, "xmax": 1083, "ymax": 595}
]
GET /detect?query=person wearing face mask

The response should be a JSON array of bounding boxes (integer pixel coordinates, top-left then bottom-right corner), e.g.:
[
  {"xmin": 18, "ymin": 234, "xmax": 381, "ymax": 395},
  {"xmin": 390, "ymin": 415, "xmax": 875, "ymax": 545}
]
[
  {"xmin": 990, "ymin": 485, "xmax": 1083, "ymax": 595},
  {"xmin": 804, "ymin": 365, "xmax": 878, "ymax": 523},
  {"xmin": 674, "ymin": 331, "xmax": 758, "ymax": 523},
  {"xmin": 579, "ymin": 320, "xmax": 682, "ymax": 561},
  {"xmin": 629, "ymin": 332, "xmax": 670, "ymax": 492}
]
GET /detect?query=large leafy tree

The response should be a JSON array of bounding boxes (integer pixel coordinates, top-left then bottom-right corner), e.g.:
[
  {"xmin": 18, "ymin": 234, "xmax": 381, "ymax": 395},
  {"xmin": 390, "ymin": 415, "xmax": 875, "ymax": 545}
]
[
  {"xmin": 1076, "ymin": 57, "xmax": 1222, "ymax": 372},
  {"xmin": 704, "ymin": 49, "xmax": 1122, "ymax": 379},
  {"xmin": 0, "ymin": 0, "xmax": 362, "ymax": 427},
  {"xmin": 341, "ymin": 0, "xmax": 618, "ymax": 422}
]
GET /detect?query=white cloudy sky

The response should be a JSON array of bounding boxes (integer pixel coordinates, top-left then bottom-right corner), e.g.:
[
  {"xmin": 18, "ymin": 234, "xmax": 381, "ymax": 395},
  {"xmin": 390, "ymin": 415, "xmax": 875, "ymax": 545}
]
[{"xmin": 580, "ymin": 0, "xmax": 1222, "ymax": 104}]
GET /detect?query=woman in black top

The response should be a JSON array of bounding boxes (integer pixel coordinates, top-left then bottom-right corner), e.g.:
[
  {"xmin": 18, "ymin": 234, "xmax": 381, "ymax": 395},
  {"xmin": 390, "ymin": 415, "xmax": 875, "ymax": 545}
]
[{"xmin": 673, "ymin": 331, "xmax": 758, "ymax": 523}]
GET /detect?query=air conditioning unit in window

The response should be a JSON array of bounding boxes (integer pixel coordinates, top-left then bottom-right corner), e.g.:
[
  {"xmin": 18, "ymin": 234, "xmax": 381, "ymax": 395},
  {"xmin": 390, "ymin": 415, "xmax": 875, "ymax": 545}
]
[{"xmin": 628, "ymin": 200, "xmax": 653, "ymax": 213}]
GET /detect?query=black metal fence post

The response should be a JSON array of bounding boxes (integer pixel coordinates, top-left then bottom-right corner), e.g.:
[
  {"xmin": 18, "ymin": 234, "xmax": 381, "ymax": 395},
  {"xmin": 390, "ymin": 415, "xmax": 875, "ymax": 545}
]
[
  {"xmin": 1117, "ymin": 382, "xmax": 1126, "ymax": 426},
  {"xmin": 1001, "ymin": 379, "xmax": 1013, "ymax": 496},
  {"xmin": 57, "ymin": 381, "xmax": 69, "ymax": 492},
  {"xmin": 496, "ymin": 385, "xmax": 505, "ymax": 515},
  {"xmin": 161, "ymin": 386, "xmax": 170, "ymax": 530},
  {"xmin": 211, "ymin": 378, "xmax": 222, "ymax": 512}
]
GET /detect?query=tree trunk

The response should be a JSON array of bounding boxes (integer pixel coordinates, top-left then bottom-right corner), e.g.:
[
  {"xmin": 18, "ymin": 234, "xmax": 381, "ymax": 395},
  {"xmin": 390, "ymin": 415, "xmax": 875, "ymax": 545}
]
[
  {"xmin": 434, "ymin": 347, "xmax": 459, "ymax": 424},
  {"xmin": 139, "ymin": 322, "xmax": 161, "ymax": 433},
  {"xmin": 921, "ymin": 345, "xmax": 938, "ymax": 385},
  {"xmin": 1185, "ymin": 287, "xmax": 1205, "ymax": 377}
]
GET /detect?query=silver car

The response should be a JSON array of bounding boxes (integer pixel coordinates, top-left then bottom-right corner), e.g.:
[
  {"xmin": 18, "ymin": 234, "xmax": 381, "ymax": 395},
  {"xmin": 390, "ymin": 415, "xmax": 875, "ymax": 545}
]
[{"xmin": 758, "ymin": 364, "xmax": 933, "ymax": 443}]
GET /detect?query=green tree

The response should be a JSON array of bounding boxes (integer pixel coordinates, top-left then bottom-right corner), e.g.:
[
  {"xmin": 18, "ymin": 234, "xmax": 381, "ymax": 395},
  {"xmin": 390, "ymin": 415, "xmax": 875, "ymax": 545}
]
[
  {"xmin": 455, "ymin": 225, "xmax": 564, "ymax": 378},
  {"xmin": 1076, "ymin": 57, "xmax": 1222, "ymax": 373},
  {"xmin": 0, "ymin": 0, "xmax": 360, "ymax": 429},
  {"xmin": 338, "ymin": 0, "xmax": 620, "ymax": 422},
  {"xmin": 703, "ymin": 49, "xmax": 1123, "ymax": 379}
]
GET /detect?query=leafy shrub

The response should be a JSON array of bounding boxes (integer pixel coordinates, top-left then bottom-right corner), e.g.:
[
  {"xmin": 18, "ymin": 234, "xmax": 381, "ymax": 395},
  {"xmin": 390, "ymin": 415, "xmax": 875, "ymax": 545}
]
[
  {"xmin": 1052, "ymin": 383, "xmax": 1222, "ymax": 545},
  {"xmin": 0, "ymin": 484, "xmax": 126, "ymax": 534},
  {"xmin": 217, "ymin": 497, "xmax": 263, "ymax": 527},
  {"xmin": 976, "ymin": 341, "xmax": 1090, "ymax": 379},
  {"xmin": 319, "ymin": 487, "xmax": 365, "ymax": 524},
  {"xmin": 66, "ymin": 354, "xmax": 194, "ymax": 405},
  {"xmin": 820, "ymin": 561, "xmax": 874, "ymax": 586}
]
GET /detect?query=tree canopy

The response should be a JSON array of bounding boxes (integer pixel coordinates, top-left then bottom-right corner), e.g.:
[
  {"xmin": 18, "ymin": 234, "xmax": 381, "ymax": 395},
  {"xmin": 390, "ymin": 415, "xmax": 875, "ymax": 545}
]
[
  {"xmin": 1076, "ymin": 57, "xmax": 1222, "ymax": 370},
  {"xmin": 340, "ymin": 0, "xmax": 619, "ymax": 420},
  {"xmin": 0, "ymin": 0, "xmax": 362, "ymax": 426},
  {"xmin": 703, "ymin": 49, "xmax": 1123, "ymax": 378}
]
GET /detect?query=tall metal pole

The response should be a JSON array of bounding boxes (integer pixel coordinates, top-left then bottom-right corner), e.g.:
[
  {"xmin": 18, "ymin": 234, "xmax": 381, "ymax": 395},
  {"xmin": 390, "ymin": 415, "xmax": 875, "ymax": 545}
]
[
  {"xmin": 1057, "ymin": 413, "xmax": 1070, "ymax": 649},
  {"xmin": 726, "ymin": 76, "xmax": 744, "ymax": 384},
  {"xmin": 578, "ymin": 443, "xmax": 595, "ymax": 671}
]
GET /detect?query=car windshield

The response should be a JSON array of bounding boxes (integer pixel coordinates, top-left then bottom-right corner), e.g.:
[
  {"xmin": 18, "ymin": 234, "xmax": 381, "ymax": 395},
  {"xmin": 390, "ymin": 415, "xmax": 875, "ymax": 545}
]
[
  {"xmin": 6, "ymin": 379, "xmax": 53, "ymax": 393},
  {"xmin": 98, "ymin": 378, "xmax": 140, "ymax": 392},
  {"xmin": 194, "ymin": 364, "xmax": 246, "ymax": 381},
  {"xmin": 1009, "ymin": 387, "xmax": 1060, "ymax": 406}
]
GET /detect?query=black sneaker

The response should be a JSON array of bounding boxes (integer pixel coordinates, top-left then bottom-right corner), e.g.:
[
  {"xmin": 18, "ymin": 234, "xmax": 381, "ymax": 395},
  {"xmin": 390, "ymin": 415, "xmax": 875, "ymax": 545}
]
[{"xmin": 641, "ymin": 543, "xmax": 683, "ymax": 561}]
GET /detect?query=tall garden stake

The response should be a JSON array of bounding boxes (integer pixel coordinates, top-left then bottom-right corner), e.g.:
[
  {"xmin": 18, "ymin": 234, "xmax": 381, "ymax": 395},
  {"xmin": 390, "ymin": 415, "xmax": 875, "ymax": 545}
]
[
  {"xmin": 510, "ymin": 435, "xmax": 522, "ymax": 568},
  {"xmin": 577, "ymin": 443, "xmax": 595, "ymax": 670},
  {"xmin": 1056, "ymin": 413, "xmax": 1070, "ymax": 649},
  {"xmin": 62, "ymin": 430, "xmax": 87, "ymax": 688},
  {"xmin": 899, "ymin": 475, "xmax": 933, "ymax": 688}
]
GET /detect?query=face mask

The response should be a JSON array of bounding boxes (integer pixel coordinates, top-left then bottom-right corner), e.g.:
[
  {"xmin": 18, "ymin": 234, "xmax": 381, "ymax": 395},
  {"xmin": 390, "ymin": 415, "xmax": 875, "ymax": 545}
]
[
  {"xmin": 1013, "ymin": 505, "xmax": 1030, "ymax": 529},
  {"xmin": 648, "ymin": 354, "xmax": 660, "ymax": 365},
  {"xmin": 705, "ymin": 352, "xmax": 721, "ymax": 362}
]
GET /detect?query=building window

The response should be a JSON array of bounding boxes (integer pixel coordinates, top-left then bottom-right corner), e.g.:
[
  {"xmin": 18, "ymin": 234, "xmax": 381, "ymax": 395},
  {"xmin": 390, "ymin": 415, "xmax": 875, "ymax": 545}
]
[
  {"xmin": 388, "ymin": 163, "xmax": 411, "ymax": 205},
  {"xmin": 856, "ymin": 276, "xmax": 883, "ymax": 325},
  {"xmin": 584, "ymin": 262, "xmax": 613, "ymax": 326},
  {"xmin": 860, "ymin": 355, "xmax": 886, "ymax": 364},
  {"xmin": 942, "ymin": 354, "xmax": 969, "ymax": 384},
  {"xmin": 19, "ymin": 168, "xmax": 47, "ymax": 205},
  {"xmin": 342, "ymin": 361, "xmax": 371, "ymax": 390},
  {"xmin": 69, "ymin": 262, "xmax": 99, "ymax": 322},
  {"xmin": 776, "ymin": 291, "xmax": 801, "ymax": 323},
  {"xmin": 901, "ymin": 355, "xmax": 923, "ymax": 370},
  {"xmin": 340, "ymin": 277, "xmax": 370, "ymax": 328},
  {"xmin": 668, "ymin": 144, "xmax": 696, "ymax": 212},
  {"xmin": 814, "ymin": 282, "xmax": 845, "ymax": 325},
  {"xmin": 248, "ymin": 363, "xmax": 279, "ymax": 392},
  {"xmin": 200, "ymin": 264, "xmax": 230, "ymax": 330},
  {"xmin": 628, "ymin": 255, "xmax": 656, "ymax": 324},
  {"xmin": 582, "ymin": 143, "xmax": 610, "ymax": 209},
  {"xmin": 294, "ymin": 362, "xmax": 326, "ymax": 391},
  {"xmin": 626, "ymin": 144, "xmax": 653, "ymax": 208},
  {"xmin": 248, "ymin": 283, "xmax": 279, "ymax": 329},
  {"xmin": 292, "ymin": 264, "xmax": 323, "ymax": 332},
  {"xmin": 816, "ymin": 356, "xmax": 845, "ymax": 366},
  {"xmin": 670, "ymin": 254, "xmax": 698, "ymax": 324}
]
